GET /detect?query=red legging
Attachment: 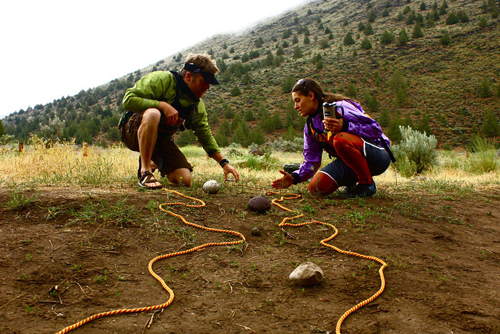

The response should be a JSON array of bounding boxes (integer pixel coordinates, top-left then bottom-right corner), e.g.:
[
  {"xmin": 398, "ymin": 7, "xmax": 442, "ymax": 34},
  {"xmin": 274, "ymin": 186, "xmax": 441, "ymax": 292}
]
[{"xmin": 308, "ymin": 133, "xmax": 373, "ymax": 196}]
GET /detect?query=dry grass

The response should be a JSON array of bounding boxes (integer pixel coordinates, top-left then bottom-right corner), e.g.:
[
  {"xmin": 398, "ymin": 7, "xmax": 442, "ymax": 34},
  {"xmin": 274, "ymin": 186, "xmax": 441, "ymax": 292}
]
[{"xmin": 1, "ymin": 141, "xmax": 499, "ymax": 197}]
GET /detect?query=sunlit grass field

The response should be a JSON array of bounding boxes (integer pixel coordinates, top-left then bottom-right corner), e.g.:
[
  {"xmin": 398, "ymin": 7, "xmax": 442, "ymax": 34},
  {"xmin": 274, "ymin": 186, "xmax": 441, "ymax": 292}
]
[{"xmin": 1, "ymin": 138, "xmax": 499, "ymax": 197}]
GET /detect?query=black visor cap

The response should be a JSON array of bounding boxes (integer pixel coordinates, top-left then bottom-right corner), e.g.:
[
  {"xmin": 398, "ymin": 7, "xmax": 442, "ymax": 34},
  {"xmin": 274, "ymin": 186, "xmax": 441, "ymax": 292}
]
[{"xmin": 183, "ymin": 63, "xmax": 220, "ymax": 85}]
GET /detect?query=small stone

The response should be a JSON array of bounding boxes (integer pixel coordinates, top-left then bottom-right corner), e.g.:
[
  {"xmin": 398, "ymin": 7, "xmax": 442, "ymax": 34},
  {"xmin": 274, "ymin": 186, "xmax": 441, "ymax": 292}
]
[
  {"xmin": 251, "ymin": 227, "xmax": 261, "ymax": 236},
  {"xmin": 289, "ymin": 262, "xmax": 324, "ymax": 286},
  {"xmin": 203, "ymin": 180, "xmax": 220, "ymax": 194}
]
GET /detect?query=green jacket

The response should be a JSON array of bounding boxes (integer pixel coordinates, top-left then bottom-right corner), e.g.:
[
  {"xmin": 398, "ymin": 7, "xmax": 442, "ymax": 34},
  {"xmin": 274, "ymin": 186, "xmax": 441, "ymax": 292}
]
[{"xmin": 122, "ymin": 71, "xmax": 220, "ymax": 156}]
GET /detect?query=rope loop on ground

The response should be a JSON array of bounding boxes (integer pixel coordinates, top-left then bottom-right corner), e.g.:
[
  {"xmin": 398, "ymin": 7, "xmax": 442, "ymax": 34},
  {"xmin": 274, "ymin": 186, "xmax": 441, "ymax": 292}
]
[
  {"xmin": 268, "ymin": 191, "xmax": 387, "ymax": 334},
  {"xmin": 56, "ymin": 189, "xmax": 246, "ymax": 334},
  {"xmin": 57, "ymin": 189, "xmax": 386, "ymax": 334}
]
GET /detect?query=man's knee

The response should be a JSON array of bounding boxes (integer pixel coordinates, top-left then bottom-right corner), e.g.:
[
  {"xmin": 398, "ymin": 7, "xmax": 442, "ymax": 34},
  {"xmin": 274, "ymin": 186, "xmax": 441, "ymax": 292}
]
[
  {"xmin": 167, "ymin": 168, "xmax": 192, "ymax": 187},
  {"xmin": 308, "ymin": 172, "xmax": 337, "ymax": 196},
  {"xmin": 141, "ymin": 108, "xmax": 162, "ymax": 125}
]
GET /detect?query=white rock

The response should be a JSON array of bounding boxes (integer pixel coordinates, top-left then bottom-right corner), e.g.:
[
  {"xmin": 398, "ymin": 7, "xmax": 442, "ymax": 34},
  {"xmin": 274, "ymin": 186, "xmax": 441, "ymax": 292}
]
[
  {"xmin": 203, "ymin": 180, "xmax": 220, "ymax": 194},
  {"xmin": 289, "ymin": 262, "xmax": 324, "ymax": 286}
]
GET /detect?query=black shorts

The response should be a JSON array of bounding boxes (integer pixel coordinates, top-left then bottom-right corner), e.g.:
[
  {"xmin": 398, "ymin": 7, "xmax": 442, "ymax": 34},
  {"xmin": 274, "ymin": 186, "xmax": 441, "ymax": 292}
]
[
  {"xmin": 121, "ymin": 110, "xmax": 192, "ymax": 176},
  {"xmin": 321, "ymin": 140, "xmax": 391, "ymax": 187}
]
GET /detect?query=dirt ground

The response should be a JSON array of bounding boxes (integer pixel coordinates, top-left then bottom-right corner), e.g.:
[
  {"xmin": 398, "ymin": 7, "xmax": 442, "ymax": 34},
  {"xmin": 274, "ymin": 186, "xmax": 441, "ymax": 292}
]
[{"xmin": 1, "ymin": 184, "xmax": 499, "ymax": 334}]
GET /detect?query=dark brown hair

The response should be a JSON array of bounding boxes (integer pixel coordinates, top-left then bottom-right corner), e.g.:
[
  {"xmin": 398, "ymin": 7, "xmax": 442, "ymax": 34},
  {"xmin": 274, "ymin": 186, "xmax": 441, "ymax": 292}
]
[{"xmin": 292, "ymin": 78, "xmax": 357, "ymax": 104}]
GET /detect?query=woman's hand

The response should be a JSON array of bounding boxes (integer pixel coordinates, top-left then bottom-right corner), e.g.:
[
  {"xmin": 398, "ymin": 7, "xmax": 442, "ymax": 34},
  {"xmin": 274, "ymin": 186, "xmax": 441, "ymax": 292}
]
[
  {"xmin": 271, "ymin": 170, "xmax": 295, "ymax": 189},
  {"xmin": 323, "ymin": 117, "xmax": 343, "ymax": 133}
]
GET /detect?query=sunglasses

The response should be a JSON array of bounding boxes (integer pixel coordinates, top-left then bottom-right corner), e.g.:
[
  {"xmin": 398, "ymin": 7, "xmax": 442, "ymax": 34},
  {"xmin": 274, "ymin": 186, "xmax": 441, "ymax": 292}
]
[{"xmin": 294, "ymin": 78, "xmax": 313, "ymax": 92}]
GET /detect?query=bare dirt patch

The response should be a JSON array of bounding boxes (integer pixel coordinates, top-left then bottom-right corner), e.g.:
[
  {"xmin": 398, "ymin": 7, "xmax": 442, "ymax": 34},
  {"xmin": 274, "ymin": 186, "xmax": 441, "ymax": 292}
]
[{"xmin": 1, "ymin": 185, "xmax": 499, "ymax": 334}]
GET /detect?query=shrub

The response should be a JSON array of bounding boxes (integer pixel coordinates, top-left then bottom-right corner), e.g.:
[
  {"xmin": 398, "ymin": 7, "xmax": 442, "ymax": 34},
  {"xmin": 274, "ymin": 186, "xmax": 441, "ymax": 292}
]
[
  {"xmin": 230, "ymin": 86, "xmax": 242, "ymax": 97},
  {"xmin": 465, "ymin": 135, "xmax": 499, "ymax": 174},
  {"xmin": 391, "ymin": 126, "xmax": 438, "ymax": 175},
  {"xmin": 478, "ymin": 16, "xmax": 488, "ymax": 28},
  {"xmin": 270, "ymin": 137, "xmax": 304, "ymax": 152},
  {"xmin": 440, "ymin": 32, "xmax": 451, "ymax": 45}
]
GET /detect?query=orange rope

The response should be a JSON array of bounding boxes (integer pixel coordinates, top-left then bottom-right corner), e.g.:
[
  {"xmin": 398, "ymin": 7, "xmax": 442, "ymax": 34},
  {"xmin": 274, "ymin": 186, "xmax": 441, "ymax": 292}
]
[
  {"xmin": 269, "ymin": 192, "xmax": 387, "ymax": 334},
  {"xmin": 55, "ymin": 189, "xmax": 246, "ymax": 334}
]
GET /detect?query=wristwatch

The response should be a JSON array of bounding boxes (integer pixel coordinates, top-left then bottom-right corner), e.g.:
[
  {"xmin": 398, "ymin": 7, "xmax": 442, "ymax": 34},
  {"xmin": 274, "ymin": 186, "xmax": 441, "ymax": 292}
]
[{"xmin": 219, "ymin": 158, "xmax": 230, "ymax": 168}]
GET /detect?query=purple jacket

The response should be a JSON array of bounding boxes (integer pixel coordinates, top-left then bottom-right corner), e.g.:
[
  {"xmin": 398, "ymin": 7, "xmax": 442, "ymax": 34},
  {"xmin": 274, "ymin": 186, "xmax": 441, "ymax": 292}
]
[{"xmin": 292, "ymin": 100, "xmax": 390, "ymax": 183}]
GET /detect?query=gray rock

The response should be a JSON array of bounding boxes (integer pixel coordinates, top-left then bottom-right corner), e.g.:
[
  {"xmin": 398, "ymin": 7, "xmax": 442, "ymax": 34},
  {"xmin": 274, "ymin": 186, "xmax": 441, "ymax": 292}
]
[
  {"xmin": 251, "ymin": 227, "xmax": 261, "ymax": 236},
  {"xmin": 289, "ymin": 262, "xmax": 324, "ymax": 286}
]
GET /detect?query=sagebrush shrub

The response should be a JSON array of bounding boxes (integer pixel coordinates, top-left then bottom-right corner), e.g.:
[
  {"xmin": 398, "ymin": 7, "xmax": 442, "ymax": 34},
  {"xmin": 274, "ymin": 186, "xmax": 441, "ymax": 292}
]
[{"xmin": 392, "ymin": 126, "xmax": 438, "ymax": 175}]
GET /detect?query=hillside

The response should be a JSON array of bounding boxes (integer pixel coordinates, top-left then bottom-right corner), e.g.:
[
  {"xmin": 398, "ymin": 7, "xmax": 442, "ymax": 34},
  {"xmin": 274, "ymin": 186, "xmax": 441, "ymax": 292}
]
[{"xmin": 2, "ymin": 0, "xmax": 500, "ymax": 149}]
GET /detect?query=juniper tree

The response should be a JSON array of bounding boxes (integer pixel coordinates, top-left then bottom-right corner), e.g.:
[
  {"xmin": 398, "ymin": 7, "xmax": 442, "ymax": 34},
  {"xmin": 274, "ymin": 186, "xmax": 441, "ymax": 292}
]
[
  {"xmin": 481, "ymin": 109, "xmax": 499, "ymax": 137},
  {"xmin": 478, "ymin": 16, "xmax": 488, "ymax": 28},
  {"xmin": 412, "ymin": 22, "xmax": 424, "ymax": 38},
  {"xmin": 378, "ymin": 108, "xmax": 391, "ymax": 127},
  {"xmin": 364, "ymin": 22, "xmax": 374, "ymax": 35},
  {"xmin": 446, "ymin": 12, "xmax": 459, "ymax": 24},
  {"xmin": 398, "ymin": 28, "xmax": 409, "ymax": 46},
  {"xmin": 381, "ymin": 30, "xmax": 395, "ymax": 45},
  {"xmin": 343, "ymin": 32, "xmax": 355, "ymax": 46},
  {"xmin": 361, "ymin": 38, "xmax": 373, "ymax": 49},
  {"xmin": 440, "ymin": 32, "xmax": 451, "ymax": 45},
  {"xmin": 479, "ymin": 77, "xmax": 493, "ymax": 98}
]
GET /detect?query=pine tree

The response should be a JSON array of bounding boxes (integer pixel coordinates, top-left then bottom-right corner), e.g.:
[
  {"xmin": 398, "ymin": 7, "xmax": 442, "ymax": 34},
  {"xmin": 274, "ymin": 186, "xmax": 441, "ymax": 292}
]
[
  {"xmin": 412, "ymin": 22, "xmax": 424, "ymax": 38},
  {"xmin": 361, "ymin": 38, "xmax": 373, "ymax": 50},
  {"xmin": 343, "ymin": 32, "xmax": 355, "ymax": 46},
  {"xmin": 479, "ymin": 77, "xmax": 493, "ymax": 97},
  {"xmin": 378, "ymin": 108, "xmax": 391, "ymax": 127},
  {"xmin": 446, "ymin": 12, "xmax": 459, "ymax": 25},
  {"xmin": 364, "ymin": 22, "xmax": 374, "ymax": 35},
  {"xmin": 398, "ymin": 28, "xmax": 409, "ymax": 46},
  {"xmin": 381, "ymin": 30, "xmax": 395, "ymax": 45},
  {"xmin": 481, "ymin": 109, "xmax": 499, "ymax": 137},
  {"xmin": 293, "ymin": 46, "xmax": 303, "ymax": 59},
  {"xmin": 440, "ymin": 32, "xmax": 451, "ymax": 45},
  {"xmin": 416, "ymin": 113, "xmax": 433, "ymax": 135},
  {"xmin": 0, "ymin": 120, "xmax": 6, "ymax": 137}
]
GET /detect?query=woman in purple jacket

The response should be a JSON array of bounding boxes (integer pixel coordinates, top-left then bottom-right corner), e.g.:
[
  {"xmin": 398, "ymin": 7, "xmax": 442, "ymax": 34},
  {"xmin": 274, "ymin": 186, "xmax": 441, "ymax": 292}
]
[{"xmin": 271, "ymin": 78, "xmax": 393, "ymax": 198}]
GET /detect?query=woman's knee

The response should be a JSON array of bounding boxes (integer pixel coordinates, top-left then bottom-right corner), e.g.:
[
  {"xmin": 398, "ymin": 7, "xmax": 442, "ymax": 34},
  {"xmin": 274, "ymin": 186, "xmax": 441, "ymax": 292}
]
[{"xmin": 308, "ymin": 172, "xmax": 338, "ymax": 196}]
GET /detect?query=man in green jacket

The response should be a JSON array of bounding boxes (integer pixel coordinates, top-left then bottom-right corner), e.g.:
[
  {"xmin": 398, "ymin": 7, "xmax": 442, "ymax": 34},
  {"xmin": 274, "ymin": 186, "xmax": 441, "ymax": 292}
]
[{"xmin": 120, "ymin": 53, "xmax": 239, "ymax": 189}]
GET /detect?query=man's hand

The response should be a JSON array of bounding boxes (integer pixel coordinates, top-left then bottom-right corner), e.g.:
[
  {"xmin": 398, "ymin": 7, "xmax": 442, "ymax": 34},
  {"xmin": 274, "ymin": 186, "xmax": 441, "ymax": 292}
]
[
  {"xmin": 223, "ymin": 164, "xmax": 240, "ymax": 182},
  {"xmin": 271, "ymin": 170, "xmax": 295, "ymax": 189},
  {"xmin": 158, "ymin": 101, "xmax": 179, "ymax": 125}
]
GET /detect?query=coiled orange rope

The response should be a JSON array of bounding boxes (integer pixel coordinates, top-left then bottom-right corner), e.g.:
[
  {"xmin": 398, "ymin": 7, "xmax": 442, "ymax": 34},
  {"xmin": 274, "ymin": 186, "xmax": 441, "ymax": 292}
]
[
  {"xmin": 56, "ymin": 189, "xmax": 386, "ymax": 334},
  {"xmin": 55, "ymin": 189, "xmax": 246, "ymax": 334},
  {"xmin": 269, "ymin": 192, "xmax": 387, "ymax": 334}
]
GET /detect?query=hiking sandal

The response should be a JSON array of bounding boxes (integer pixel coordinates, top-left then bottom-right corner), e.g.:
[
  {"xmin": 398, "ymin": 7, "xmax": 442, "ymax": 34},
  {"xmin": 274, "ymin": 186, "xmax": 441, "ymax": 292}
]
[
  {"xmin": 138, "ymin": 171, "xmax": 162, "ymax": 190},
  {"xmin": 137, "ymin": 157, "xmax": 156, "ymax": 180}
]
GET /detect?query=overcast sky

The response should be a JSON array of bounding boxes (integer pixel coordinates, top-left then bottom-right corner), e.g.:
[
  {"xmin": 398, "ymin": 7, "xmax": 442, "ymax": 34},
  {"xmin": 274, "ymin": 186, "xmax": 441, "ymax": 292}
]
[{"xmin": 0, "ymin": 0, "xmax": 308, "ymax": 119}]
